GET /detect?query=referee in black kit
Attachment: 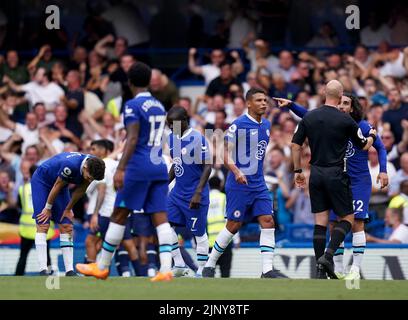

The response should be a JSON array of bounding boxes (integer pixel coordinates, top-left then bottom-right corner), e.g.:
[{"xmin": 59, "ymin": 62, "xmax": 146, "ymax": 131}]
[{"xmin": 291, "ymin": 80, "xmax": 376, "ymax": 279}]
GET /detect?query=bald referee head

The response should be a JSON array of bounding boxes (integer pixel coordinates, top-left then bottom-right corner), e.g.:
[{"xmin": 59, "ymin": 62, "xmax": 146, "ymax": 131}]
[{"xmin": 325, "ymin": 80, "xmax": 343, "ymax": 107}]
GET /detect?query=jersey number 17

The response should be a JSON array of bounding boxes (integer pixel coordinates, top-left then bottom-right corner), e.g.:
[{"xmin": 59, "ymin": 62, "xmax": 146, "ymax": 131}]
[{"xmin": 148, "ymin": 115, "xmax": 166, "ymax": 146}]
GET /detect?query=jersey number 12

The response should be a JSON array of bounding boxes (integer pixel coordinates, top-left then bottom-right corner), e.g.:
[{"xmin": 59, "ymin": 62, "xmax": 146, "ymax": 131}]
[{"xmin": 148, "ymin": 115, "xmax": 166, "ymax": 146}]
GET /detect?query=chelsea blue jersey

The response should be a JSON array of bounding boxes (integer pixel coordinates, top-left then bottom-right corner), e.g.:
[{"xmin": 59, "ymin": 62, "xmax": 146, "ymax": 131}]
[
  {"xmin": 225, "ymin": 113, "xmax": 271, "ymax": 191},
  {"xmin": 123, "ymin": 92, "xmax": 168, "ymax": 181},
  {"xmin": 37, "ymin": 152, "xmax": 91, "ymax": 187},
  {"xmin": 168, "ymin": 128, "xmax": 211, "ymax": 204}
]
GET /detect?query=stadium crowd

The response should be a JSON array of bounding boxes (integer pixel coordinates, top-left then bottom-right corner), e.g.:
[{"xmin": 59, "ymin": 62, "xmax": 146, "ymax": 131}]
[{"xmin": 0, "ymin": 0, "xmax": 408, "ymax": 250}]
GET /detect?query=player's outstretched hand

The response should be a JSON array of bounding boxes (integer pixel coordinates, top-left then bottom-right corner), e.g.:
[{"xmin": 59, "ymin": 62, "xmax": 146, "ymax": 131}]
[
  {"xmin": 377, "ymin": 172, "xmax": 389, "ymax": 189},
  {"xmin": 272, "ymin": 97, "xmax": 292, "ymax": 108},
  {"xmin": 60, "ymin": 209, "xmax": 74, "ymax": 223},
  {"xmin": 37, "ymin": 208, "xmax": 52, "ymax": 224},
  {"xmin": 114, "ymin": 168, "xmax": 125, "ymax": 191},
  {"xmin": 235, "ymin": 171, "xmax": 248, "ymax": 185},
  {"xmin": 189, "ymin": 192, "xmax": 201, "ymax": 209},
  {"xmin": 294, "ymin": 172, "xmax": 306, "ymax": 188}
]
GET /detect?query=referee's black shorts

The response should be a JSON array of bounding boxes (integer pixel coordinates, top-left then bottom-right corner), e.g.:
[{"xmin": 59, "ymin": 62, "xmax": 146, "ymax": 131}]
[{"xmin": 309, "ymin": 165, "xmax": 353, "ymax": 216}]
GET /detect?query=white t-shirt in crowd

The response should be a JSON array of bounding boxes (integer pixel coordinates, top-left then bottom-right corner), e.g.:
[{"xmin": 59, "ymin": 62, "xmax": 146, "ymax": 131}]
[
  {"xmin": 380, "ymin": 51, "xmax": 407, "ymax": 79},
  {"xmin": 86, "ymin": 157, "xmax": 118, "ymax": 217},
  {"xmin": 389, "ymin": 224, "xmax": 408, "ymax": 244},
  {"xmin": 15, "ymin": 123, "xmax": 39, "ymax": 153},
  {"xmin": 0, "ymin": 126, "xmax": 12, "ymax": 143},
  {"xmin": 360, "ymin": 24, "xmax": 391, "ymax": 47},
  {"xmin": 201, "ymin": 64, "xmax": 220, "ymax": 85},
  {"xmin": 21, "ymin": 81, "xmax": 65, "ymax": 111}
]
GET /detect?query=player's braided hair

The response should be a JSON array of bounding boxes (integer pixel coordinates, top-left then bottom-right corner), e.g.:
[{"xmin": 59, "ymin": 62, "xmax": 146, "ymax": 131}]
[
  {"xmin": 344, "ymin": 92, "xmax": 363, "ymax": 122},
  {"xmin": 86, "ymin": 157, "xmax": 105, "ymax": 181}
]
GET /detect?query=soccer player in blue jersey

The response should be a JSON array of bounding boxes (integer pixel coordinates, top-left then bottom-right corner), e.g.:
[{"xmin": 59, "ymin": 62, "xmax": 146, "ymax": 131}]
[
  {"xmin": 32, "ymin": 152, "xmax": 105, "ymax": 276},
  {"xmin": 166, "ymin": 106, "xmax": 212, "ymax": 277},
  {"xmin": 274, "ymin": 94, "xmax": 389, "ymax": 280},
  {"xmin": 203, "ymin": 88, "xmax": 285, "ymax": 278},
  {"xmin": 76, "ymin": 62, "xmax": 175, "ymax": 281}
]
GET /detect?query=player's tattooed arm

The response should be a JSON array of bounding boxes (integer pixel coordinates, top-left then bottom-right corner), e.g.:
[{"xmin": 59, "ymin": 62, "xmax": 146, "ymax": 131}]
[
  {"xmin": 168, "ymin": 164, "xmax": 176, "ymax": 184},
  {"xmin": 223, "ymin": 140, "xmax": 247, "ymax": 185},
  {"xmin": 37, "ymin": 177, "xmax": 68, "ymax": 223},
  {"xmin": 114, "ymin": 122, "xmax": 140, "ymax": 190},
  {"xmin": 190, "ymin": 164, "xmax": 212, "ymax": 209}
]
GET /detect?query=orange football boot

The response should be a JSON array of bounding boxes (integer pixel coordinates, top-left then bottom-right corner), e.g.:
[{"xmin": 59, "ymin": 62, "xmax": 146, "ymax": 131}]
[
  {"xmin": 150, "ymin": 271, "xmax": 173, "ymax": 282},
  {"xmin": 76, "ymin": 263, "xmax": 109, "ymax": 280}
]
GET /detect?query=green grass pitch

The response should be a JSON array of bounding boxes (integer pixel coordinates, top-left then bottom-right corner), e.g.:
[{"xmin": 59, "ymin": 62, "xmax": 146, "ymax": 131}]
[{"xmin": 0, "ymin": 277, "xmax": 407, "ymax": 300}]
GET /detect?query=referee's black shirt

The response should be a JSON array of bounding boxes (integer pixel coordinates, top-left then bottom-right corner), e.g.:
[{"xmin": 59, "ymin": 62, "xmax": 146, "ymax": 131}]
[{"xmin": 291, "ymin": 105, "xmax": 368, "ymax": 167}]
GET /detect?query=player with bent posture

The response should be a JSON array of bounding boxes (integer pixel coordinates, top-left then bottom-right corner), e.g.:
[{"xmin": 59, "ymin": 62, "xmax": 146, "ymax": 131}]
[
  {"xmin": 202, "ymin": 88, "xmax": 286, "ymax": 278},
  {"xmin": 166, "ymin": 106, "xmax": 212, "ymax": 277},
  {"xmin": 76, "ymin": 62, "xmax": 175, "ymax": 281},
  {"xmin": 32, "ymin": 152, "xmax": 105, "ymax": 276}
]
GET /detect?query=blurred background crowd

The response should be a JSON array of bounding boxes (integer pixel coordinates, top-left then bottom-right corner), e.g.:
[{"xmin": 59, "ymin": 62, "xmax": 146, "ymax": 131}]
[{"xmin": 0, "ymin": 0, "xmax": 408, "ymax": 245}]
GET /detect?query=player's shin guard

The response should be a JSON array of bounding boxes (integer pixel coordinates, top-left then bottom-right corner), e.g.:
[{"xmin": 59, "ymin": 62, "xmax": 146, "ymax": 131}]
[
  {"xmin": 98, "ymin": 222, "xmax": 125, "ymax": 270},
  {"xmin": 206, "ymin": 228, "xmax": 234, "ymax": 268},
  {"xmin": 35, "ymin": 232, "xmax": 48, "ymax": 272},
  {"xmin": 313, "ymin": 224, "xmax": 327, "ymax": 261},
  {"xmin": 171, "ymin": 228, "xmax": 186, "ymax": 267},
  {"xmin": 352, "ymin": 231, "xmax": 366, "ymax": 270},
  {"xmin": 325, "ymin": 221, "xmax": 352, "ymax": 260},
  {"xmin": 60, "ymin": 233, "xmax": 74, "ymax": 272},
  {"xmin": 260, "ymin": 228, "xmax": 275, "ymax": 274},
  {"xmin": 195, "ymin": 233, "xmax": 209, "ymax": 275},
  {"xmin": 156, "ymin": 222, "xmax": 173, "ymax": 272},
  {"xmin": 333, "ymin": 241, "xmax": 345, "ymax": 274}
]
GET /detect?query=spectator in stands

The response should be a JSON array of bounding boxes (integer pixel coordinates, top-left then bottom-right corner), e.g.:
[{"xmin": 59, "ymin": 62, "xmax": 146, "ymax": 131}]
[
  {"xmin": 0, "ymin": 109, "xmax": 39, "ymax": 153},
  {"xmin": 269, "ymin": 51, "xmax": 297, "ymax": 83},
  {"xmin": 388, "ymin": 179, "xmax": 408, "ymax": 225},
  {"xmin": 67, "ymin": 46, "xmax": 88, "ymax": 71},
  {"xmin": 188, "ymin": 48, "xmax": 224, "ymax": 85},
  {"xmin": 366, "ymin": 207, "xmax": 408, "ymax": 244},
  {"xmin": 51, "ymin": 104, "xmax": 81, "ymax": 147},
  {"xmin": 3, "ymin": 67, "xmax": 64, "ymax": 111},
  {"xmin": 33, "ymin": 102, "xmax": 53, "ymax": 128},
  {"xmin": 383, "ymin": 89, "xmax": 408, "ymax": 143},
  {"xmin": 360, "ymin": 11, "xmax": 391, "ymax": 47},
  {"xmin": 389, "ymin": 152, "xmax": 408, "ymax": 197},
  {"xmin": 27, "ymin": 44, "xmax": 56, "ymax": 74},
  {"xmin": 61, "ymin": 70, "xmax": 85, "ymax": 138},
  {"xmin": 94, "ymin": 34, "xmax": 128, "ymax": 60},
  {"xmin": 0, "ymin": 50, "xmax": 29, "ymax": 85},
  {"xmin": 206, "ymin": 61, "xmax": 240, "ymax": 98},
  {"xmin": 269, "ymin": 73, "xmax": 300, "ymax": 101},
  {"xmin": 242, "ymin": 36, "xmax": 279, "ymax": 74},
  {"xmin": 0, "ymin": 170, "xmax": 17, "ymax": 223},
  {"xmin": 149, "ymin": 68, "xmax": 179, "ymax": 111}
]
